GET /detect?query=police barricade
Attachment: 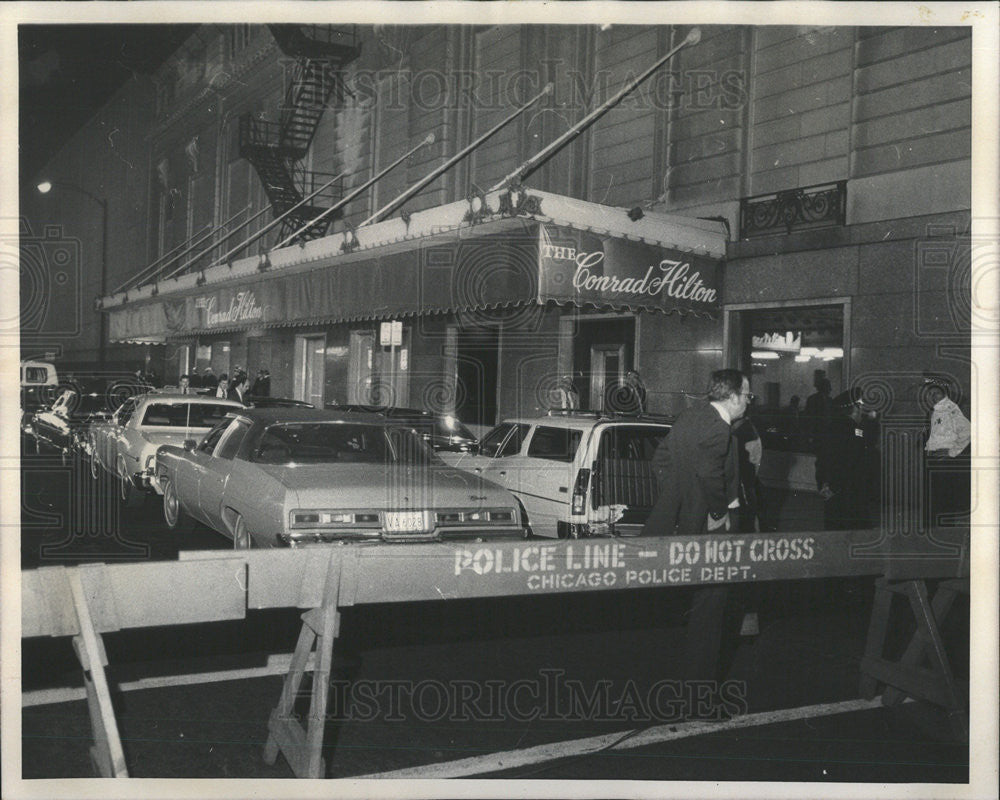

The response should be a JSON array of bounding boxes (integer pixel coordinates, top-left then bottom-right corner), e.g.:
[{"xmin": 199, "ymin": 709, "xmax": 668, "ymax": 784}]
[{"xmin": 22, "ymin": 527, "xmax": 969, "ymax": 778}]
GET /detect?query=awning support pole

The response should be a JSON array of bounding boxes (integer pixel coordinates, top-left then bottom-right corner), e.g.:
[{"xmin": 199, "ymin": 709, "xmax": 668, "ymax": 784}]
[
  {"xmin": 488, "ymin": 27, "xmax": 701, "ymax": 192},
  {"xmin": 114, "ymin": 221, "xmax": 212, "ymax": 294},
  {"xmin": 205, "ymin": 171, "xmax": 349, "ymax": 270},
  {"xmin": 273, "ymin": 134, "xmax": 437, "ymax": 251},
  {"xmin": 361, "ymin": 82, "xmax": 554, "ymax": 227},
  {"xmin": 158, "ymin": 203, "xmax": 277, "ymax": 283},
  {"xmin": 116, "ymin": 205, "xmax": 250, "ymax": 294}
]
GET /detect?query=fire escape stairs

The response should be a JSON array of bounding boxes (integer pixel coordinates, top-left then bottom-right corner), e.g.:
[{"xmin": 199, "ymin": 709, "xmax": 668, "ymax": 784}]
[{"xmin": 237, "ymin": 25, "xmax": 361, "ymax": 246}]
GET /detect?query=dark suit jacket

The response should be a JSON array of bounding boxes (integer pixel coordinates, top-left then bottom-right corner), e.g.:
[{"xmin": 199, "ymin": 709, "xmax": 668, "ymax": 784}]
[{"xmin": 641, "ymin": 401, "xmax": 734, "ymax": 537}]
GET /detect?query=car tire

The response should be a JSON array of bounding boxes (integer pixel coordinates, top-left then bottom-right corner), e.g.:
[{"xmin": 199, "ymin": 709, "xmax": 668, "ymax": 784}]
[
  {"xmin": 162, "ymin": 478, "xmax": 193, "ymax": 530},
  {"xmin": 118, "ymin": 458, "xmax": 144, "ymax": 508},
  {"xmin": 233, "ymin": 515, "xmax": 251, "ymax": 550}
]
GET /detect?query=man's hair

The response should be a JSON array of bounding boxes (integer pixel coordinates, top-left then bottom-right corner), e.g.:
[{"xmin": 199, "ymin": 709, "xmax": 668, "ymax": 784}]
[{"xmin": 707, "ymin": 369, "xmax": 746, "ymax": 402}]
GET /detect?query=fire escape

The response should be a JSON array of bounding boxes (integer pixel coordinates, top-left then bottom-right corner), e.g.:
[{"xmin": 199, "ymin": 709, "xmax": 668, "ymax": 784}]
[{"xmin": 239, "ymin": 25, "xmax": 361, "ymax": 245}]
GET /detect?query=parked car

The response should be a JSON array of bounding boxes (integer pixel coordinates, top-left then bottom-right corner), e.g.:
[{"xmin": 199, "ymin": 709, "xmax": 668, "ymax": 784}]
[
  {"xmin": 155, "ymin": 407, "xmax": 527, "ymax": 549},
  {"xmin": 245, "ymin": 396, "xmax": 315, "ymax": 409},
  {"xmin": 439, "ymin": 410, "xmax": 672, "ymax": 538},
  {"xmin": 334, "ymin": 405, "xmax": 478, "ymax": 453},
  {"xmin": 27, "ymin": 387, "xmax": 114, "ymax": 461},
  {"xmin": 87, "ymin": 392, "xmax": 244, "ymax": 506},
  {"xmin": 20, "ymin": 360, "xmax": 59, "ymax": 433}
]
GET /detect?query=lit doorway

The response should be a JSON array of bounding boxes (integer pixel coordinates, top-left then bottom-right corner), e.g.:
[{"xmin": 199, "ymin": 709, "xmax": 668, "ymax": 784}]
[
  {"xmin": 295, "ymin": 334, "xmax": 326, "ymax": 406},
  {"xmin": 569, "ymin": 315, "xmax": 636, "ymax": 411}
]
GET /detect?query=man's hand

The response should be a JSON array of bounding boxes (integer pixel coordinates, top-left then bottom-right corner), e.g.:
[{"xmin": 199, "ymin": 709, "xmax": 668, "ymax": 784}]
[
  {"xmin": 707, "ymin": 512, "xmax": 729, "ymax": 531},
  {"xmin": 819, "ymin": 483, "xmax": 835, "ymax": 501}
]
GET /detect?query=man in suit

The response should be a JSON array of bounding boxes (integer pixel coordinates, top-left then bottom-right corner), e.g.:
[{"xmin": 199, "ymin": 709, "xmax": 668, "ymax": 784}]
[
  {"xmin": 641, "ymin": 368, "xmax": 752, "ymax": 690},
  {"xmin": 643, "ymin": 369, "xmax": 750, "ymax": 536}
]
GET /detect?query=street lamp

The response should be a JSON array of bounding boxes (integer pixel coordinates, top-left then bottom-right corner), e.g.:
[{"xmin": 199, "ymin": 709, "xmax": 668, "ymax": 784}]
[{"xmin": 37, "ymin": 179, "xmax": 109, "ymax": 370}]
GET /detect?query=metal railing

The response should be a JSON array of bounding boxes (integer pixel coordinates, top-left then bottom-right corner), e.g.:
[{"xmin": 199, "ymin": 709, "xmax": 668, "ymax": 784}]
[{"xmin": 739, "ymin": 181, "xmax": 847, "ymax": 239}]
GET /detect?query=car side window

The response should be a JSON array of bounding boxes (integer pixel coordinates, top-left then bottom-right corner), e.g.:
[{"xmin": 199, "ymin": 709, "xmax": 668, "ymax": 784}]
[
  {"xmin": 198, "ymin": 420, "xmax": 231, "ymax": 456},
  {"xmin": 215, "ymin": 419, "xmax": 252, "ymax": 460},
  {"xmin": 527, "ymin": 426, "xmax": 582, "ymax": 462},
  {"xmin": 479, "ymin": 423, "xmax": 530, "ymax": 458}
]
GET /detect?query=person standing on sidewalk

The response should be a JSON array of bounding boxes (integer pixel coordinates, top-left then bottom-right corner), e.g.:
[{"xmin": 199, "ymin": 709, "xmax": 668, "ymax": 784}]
[{"xmin": 641, "ymin": 368, "xmax": 751, "ymax": 686}]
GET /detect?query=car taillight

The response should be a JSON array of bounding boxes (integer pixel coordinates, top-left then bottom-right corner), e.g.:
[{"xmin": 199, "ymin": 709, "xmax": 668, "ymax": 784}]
[
  {"xmin": 435, "ymin": 508, "xmax": 518, "ymax": 525},
  {"xmin": 290, "ymin": 510, "xmax": 381, "ymax": 528},
  {"xmin": 572, "ymin": 468, "xmax": 591, "ymax": 515}
]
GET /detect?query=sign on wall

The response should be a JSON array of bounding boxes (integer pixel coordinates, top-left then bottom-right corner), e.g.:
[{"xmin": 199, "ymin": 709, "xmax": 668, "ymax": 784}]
[{"xmin": 537, "ymin": 225, "xmax": 722, "ymax": 314}]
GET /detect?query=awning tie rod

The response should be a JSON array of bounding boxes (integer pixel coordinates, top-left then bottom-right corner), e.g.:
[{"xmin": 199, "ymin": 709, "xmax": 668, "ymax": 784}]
[
  {"xmin": 159, "ymin": 203, "xmax": 277, "ymax": 283},
  {"xmin": 205, "ymin": 171, "xmax": 348, "ymax": 269},
  {"xmin": 274, "ymin": 133, "xmax": 436, "ymax": 251},
  {"xmin": 489, "ymin": 27, "xmax": 701, "ymax": 192},
  {"xmin": 361, "ymin": 82, "xmax": 554, "ymax": 228}
]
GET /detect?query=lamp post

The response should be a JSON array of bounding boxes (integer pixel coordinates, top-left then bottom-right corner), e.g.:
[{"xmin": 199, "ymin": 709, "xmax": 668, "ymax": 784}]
[{"xmin": 37, "ymin": 179, "xmax": 109, "ymax": 369}]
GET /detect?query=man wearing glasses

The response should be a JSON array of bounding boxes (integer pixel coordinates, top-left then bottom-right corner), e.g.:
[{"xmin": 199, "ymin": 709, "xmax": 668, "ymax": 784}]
[
  {"xmin": 642, "ymin": 368, "xmax": 751, "ymax": 537},
  {"xmin": 641, "ymin": 368, "xmax": 751, "ymax": 691}
]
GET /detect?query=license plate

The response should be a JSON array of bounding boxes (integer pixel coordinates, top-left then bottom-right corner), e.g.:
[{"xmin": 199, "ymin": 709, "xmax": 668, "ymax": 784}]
[{"xmin": 384, "ymin": 511, "xmax": 430, "ymax": 533}]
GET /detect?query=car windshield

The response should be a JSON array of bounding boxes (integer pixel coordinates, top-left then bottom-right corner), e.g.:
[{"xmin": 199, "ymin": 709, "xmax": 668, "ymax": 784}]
[
  {"xmin": 392, "ymin": 414, "xmax": 476, "ymax": 442},
  {"xmin": 251, "ymin": 422, "xmax": 442, "ymax": 465},
  {"xmin": 58, "ymin": 391, "xmax": 113, "ymax": 416},
  {"xmin": 141, "ymin": 402, "xmax": 238, "ymax": 428}
]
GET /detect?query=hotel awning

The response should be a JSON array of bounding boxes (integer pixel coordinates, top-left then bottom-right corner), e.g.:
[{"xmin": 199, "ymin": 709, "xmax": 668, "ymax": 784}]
[{"xmin": 106, "ymin": 189, "xmax": 726, "ymax": 342}]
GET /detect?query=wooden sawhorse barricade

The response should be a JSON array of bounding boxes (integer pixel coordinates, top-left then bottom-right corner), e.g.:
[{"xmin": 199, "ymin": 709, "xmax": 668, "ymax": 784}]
[
  {"xmin": 858, "ymin": 531, "xmax": 971, "ymax": 740},
  {"xmin": 21, "ymin": 528, "xmax": 970, "ymax": 778}
]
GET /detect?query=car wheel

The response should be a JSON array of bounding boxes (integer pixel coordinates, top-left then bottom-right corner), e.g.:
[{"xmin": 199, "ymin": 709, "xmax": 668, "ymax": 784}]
[
  {"xmin": 118, "ymin": 458, "xmax": 144, "ymax": 508},
  {"xmin": 233, "ymin": 516, "xmax": 251, "ymax": 550},
  {"xmin": 162, "ymin": 479, "xmax": 193, "ymax": 530}
]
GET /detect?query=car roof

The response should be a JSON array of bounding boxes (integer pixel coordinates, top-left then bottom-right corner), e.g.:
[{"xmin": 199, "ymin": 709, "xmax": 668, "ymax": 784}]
[
  {"xmin": 499, "ymin": 413, "xmax": 673, "ymax": 429},
  {"xmin": 141, "ymin": 392, "xmax": 243, "ymax": 405},
  {"xmin": 238, "ymin": 406, "xmax": 394, "ymax": 424}
]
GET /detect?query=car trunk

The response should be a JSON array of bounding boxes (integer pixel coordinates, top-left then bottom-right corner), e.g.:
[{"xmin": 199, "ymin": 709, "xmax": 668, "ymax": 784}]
[{"xmin": 590, "ymin": 424, "xmax": 669, "ymax": 536}]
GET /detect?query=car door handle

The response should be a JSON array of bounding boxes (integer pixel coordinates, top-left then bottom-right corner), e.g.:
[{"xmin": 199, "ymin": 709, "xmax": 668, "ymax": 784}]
[
  {"xmin": 498, "ymin": 471, "xmax": 506, "ymax": 477},
  {"xmin": 559, "ymin": 487, "xmax": 568, "ymax": 493}
]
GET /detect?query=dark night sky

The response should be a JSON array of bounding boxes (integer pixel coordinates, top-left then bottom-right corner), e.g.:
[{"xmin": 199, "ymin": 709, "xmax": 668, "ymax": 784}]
[{"xmin": 18, "ymin": 24, "xmax": 197, "ymax": 179}]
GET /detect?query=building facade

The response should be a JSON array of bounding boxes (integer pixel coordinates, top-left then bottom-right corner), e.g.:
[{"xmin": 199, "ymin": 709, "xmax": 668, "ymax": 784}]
[{"xmin": 26, "ymin": 23, "xmax": 972, "ymax": 494}]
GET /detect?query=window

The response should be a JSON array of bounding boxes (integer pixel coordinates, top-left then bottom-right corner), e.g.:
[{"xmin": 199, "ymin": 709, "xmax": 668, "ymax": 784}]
[
  {"xmin": 142, "ymin": 402, "xmax": 239, "ymax": 428},
  {"xmin": 229, "ymin": 24, "xmax": 252, "ymax": 56},
  {"xmin": 593, "ymin": 425, "xmax": 669, "ymax": 509},
  {"xmin": 732, "ymin": 303, "xmax": 846, "ymax": 453},
  {"xmin": 527, "ymin": 426, "xmax": 582, "ymax": 462},
  {"xmin": 216, "ymin": 419, "xmax": 252, "ymax": 460},
  {"xmin": 24, "ymin": 367, "xmax": 48, "ymax": 383},
  {"xmin": 252, "ymin": 423, "xmax": 429, "ymax": 465},
  {"xmin": 596, "ymin": 426, "xmax": 668, "ymax": 462},
  {"xmin": 479, "ymin": 423, "xmax": 530, "ymax": 458},
  {"xmin": 199, "ymin": 422, "xmax": 230, "ymax": 456}
]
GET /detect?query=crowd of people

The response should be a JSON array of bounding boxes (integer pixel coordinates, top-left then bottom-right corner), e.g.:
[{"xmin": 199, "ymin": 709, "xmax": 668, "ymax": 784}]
[
  {"xmin": 636, "ymin": 366, "xmax": 970, "ymax": 682},
  {"xmin": 175, "ymin": 366, "xmax": 271, "ymax": 400}
]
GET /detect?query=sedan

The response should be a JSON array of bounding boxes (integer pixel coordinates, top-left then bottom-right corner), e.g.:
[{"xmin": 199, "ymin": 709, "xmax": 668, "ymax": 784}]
[
  {"xmin": 88, "ymin": 392, "xmax": 245, "ymax": 506},
  {"xmin": 28, "ymin": 388, "xmax": 113, "ymax": 462},
  {"xmin": 155, "ymin": 407, "xmax": 527, "ymax": 549},
  {"xmin": 335, "ymin": 405, "xmax": 479, "ymax": 453}
]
